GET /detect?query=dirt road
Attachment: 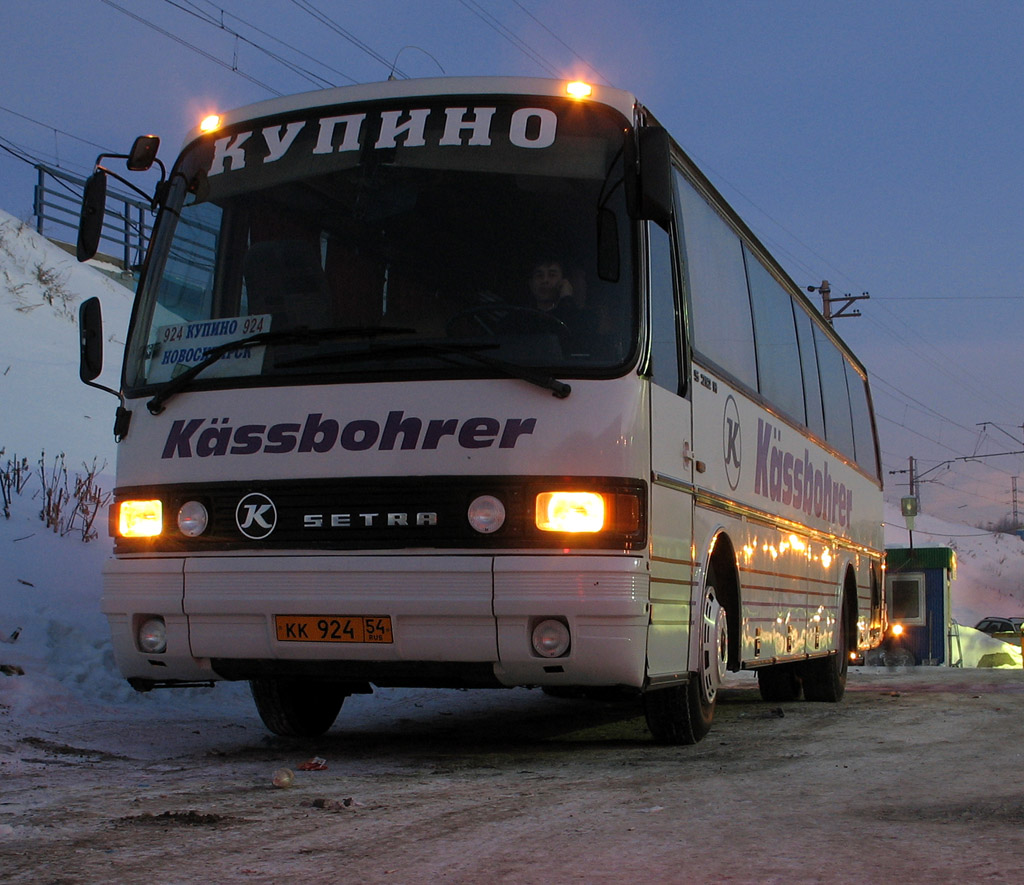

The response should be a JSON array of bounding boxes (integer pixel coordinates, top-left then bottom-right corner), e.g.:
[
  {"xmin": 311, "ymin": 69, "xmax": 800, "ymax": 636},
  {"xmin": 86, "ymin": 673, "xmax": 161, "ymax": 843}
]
[{"xmin": 2, "ymin": 667, "xmax": 1023, "ymax": 884}]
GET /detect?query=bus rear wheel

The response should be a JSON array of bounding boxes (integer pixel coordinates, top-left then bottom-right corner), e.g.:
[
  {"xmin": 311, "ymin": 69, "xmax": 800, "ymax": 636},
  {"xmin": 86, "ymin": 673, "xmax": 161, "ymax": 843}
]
[
  {"xmin": 644, "ymin": 568, "xmax": 727, "ymax": 744},
  {"xmin": 250, "ymin": 679, "xmax": 347, "ymax": 737},
  {"xmin": 801, "ymin": 595, "xmax": 849, "ymax": 702}
]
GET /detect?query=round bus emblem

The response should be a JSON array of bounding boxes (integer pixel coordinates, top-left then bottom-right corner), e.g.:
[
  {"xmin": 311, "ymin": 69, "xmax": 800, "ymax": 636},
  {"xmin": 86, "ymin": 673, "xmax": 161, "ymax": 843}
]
[
  {"xmin": 723, "ymin": 396, "xmax": 741, "ymax": 491},
  {"xmin": 235, "ymin": 492, "xmax": 277, "ymax": 539}
]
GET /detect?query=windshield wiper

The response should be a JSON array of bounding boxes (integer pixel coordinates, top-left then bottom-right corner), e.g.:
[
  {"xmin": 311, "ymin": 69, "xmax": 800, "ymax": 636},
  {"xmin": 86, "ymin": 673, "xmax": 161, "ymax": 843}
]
[
  {"xmin": 279, "ymin": 340, "xmax": 572, "ymax": 398},
  {"xmin": 146, "ymin": 325, "xmax": 414, "ymax": 414}
]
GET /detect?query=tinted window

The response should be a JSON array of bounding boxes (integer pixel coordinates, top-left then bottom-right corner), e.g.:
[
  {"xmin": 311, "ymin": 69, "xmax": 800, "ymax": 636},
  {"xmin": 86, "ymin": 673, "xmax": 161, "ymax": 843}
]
[
  {"xmin": 814, "ymin": 324, "xmax": 855, "ymax": 459},
  {"xmin": 677, "ymin": 172, "xmax": 756, "ymax": 389},
  {"xmin": 794, "ymin": 306, "xmax": 825, "ymax": 439},
  {"xmin": 745, "ymin": 245, "xmax": 803, "ymax": 422},
  {"xmin": 846, "ymin": 360, "xmax": 878, "ymax": 476},
  {"xmin": 648, "ymin": 222, "xmax": 681, "ymax": 393}
]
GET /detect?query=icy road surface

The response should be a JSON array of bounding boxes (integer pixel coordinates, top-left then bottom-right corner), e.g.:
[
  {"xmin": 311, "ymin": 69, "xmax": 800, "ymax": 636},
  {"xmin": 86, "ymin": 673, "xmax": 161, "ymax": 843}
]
[{"xmin": 2, "ymin": 667, "xmax": 1023, "ymax": 884}]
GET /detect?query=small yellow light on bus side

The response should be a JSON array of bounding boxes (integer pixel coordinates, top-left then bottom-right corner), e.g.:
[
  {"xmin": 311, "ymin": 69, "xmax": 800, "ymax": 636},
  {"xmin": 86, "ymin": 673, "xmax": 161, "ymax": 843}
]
[
  {"xmin": 200, "ymin": 114, "xmax": 222, "ymax": 133},
  {"xmin": 119, "ymin": 499, "xmax": 163, "ymax": 537},
  {"xmin": 536, "ymin": 491, "xmax": 605, "ymax": 533},
  {"xmin": 566, "ymin": 81, "xmax": 593, "ymax": 99}
]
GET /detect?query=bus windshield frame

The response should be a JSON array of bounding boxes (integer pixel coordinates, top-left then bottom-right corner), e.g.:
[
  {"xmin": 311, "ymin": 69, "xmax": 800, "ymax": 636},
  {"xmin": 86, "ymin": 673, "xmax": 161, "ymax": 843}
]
[{"xmin": 123, "ymin": 94, "xmax": 639, "ymax": 396}]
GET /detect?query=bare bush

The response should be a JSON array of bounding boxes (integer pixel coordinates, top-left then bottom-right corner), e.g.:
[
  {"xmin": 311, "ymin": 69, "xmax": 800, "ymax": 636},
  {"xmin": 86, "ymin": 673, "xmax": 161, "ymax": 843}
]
[
  {"xmin": 0, "ymin": 449, "xmax": 31, "ymax": 519},
  {"xmin": 34, "ymin": 263, "xmax": 76, "ymax": 321},
  {"xmin": 2, "ymin": 448, "xmax": 110, "ymax": 541},
  {"xmin": 65, "ymin": 458, "xmax": 112, "ymax": 541},
  {"xmin": 37, "ymin": 451, "xmax": 70, "ymax": 532}
]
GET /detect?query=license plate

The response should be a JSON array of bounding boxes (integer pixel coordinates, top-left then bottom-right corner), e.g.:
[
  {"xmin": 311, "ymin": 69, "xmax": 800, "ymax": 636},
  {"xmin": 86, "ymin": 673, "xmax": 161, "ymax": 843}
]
[{"xmin": 275, "ymin": 615, "xmax": 393, "ymax": 644}]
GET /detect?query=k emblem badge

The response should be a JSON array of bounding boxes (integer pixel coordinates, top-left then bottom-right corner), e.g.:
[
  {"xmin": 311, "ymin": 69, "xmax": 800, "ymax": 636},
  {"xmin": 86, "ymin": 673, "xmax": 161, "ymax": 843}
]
[{"xmin": 236, "ymin": 492, "xmax": 277, "ymax": 539}]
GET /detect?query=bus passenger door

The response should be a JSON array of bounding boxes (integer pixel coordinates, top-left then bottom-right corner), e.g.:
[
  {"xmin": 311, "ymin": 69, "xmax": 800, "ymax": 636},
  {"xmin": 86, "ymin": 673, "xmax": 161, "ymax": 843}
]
[{"xmin": 645, "ymin": 218, "xmax": 695, "ymax": 680}]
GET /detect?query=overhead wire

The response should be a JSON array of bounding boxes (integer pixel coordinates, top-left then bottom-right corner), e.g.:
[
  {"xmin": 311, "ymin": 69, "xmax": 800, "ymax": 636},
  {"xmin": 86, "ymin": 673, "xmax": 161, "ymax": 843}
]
[
  {"xmin": 160, "ymin": 0, "xmax": 354, "ymax": 88},
  {"xmin": 285, "ymin": 0, "xmax": 410, "ymax": 79},
  {"xmin": 99, "ymin": 0, "xmax": 284, "ymax": 95},
  {"xmin": 456, "ymin": 0, "xmax": 562, "ymax": 77}
]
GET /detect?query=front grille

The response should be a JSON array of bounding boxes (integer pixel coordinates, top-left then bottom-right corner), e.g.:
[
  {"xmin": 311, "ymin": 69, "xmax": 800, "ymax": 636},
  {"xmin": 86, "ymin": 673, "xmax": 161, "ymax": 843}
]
[{"xmin": 112, "ymin": 475, "xmax": 646, "ymax": 553}]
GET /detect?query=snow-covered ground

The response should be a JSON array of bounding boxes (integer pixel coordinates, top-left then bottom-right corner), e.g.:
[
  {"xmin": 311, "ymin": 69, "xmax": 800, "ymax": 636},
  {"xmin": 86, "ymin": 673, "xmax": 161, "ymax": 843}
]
[{"xmin": 1, "ymin": 206, "xmax": 1023, "ymax": 745}]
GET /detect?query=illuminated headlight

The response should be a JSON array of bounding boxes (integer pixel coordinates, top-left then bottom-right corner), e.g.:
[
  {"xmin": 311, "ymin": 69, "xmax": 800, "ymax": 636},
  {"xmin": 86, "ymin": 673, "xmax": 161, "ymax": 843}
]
[
  {"xmin": 137, "ymin": 617, "xmax": 167, "ymax": 654},
  {"xmin": 468, "ymin": 495, "xmax": 506, "ymax": 534},
  {"xmin": 532, "ymin": 619, "xmax": 571, "ymax": 658},
  {"xmin": 119, "ymin": 499, "xmax": 163, "ymax": 537},
  {"xmin": 535, "ymin": 492, "xmax": 605, "ymax": 533},
  {"xmin": 177, "ymin": 500, "xmax": 209, "ymax": 537}
]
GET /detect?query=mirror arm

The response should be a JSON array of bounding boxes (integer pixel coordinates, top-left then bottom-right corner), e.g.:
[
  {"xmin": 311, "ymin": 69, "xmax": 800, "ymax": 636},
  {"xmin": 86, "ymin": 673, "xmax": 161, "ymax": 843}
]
[{"xmin": 96, "ymin": 165, "xmax": 161, "ymax": 208}]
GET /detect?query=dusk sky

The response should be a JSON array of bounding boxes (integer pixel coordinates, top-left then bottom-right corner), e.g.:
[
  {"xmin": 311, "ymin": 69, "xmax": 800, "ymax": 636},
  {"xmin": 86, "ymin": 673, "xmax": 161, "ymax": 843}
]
[{"xmin": 3, "ymin": 0, "xmax": 1023, "ymax": 530}]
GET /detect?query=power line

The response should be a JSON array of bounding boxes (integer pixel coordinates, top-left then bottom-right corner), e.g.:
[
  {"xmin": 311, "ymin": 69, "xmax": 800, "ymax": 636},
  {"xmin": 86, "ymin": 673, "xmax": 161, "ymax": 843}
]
[
  {"xmin": 285, "ymin": 0, "xmax": 410, "ymax": 79},
  {"xmin": 158, "ymin": 0, "xmax": 352, "ymax": 88},
  {"xmin": 508, "ymin": 0, "xmax": 610, "ymax": 84},
  {"xmin": 456, "ymin": 0, "xmax": 562, "ymax": 77},
  {"xmin": 99, "ymin": 0, "xmax": 284, "ymax": 95}
]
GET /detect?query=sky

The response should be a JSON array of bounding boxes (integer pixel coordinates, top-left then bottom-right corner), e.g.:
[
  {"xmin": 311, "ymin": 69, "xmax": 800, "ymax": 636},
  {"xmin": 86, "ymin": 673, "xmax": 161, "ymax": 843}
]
[{"xmin": 2, "ymin": 0, "xmax": 1023, "ymax": 528}]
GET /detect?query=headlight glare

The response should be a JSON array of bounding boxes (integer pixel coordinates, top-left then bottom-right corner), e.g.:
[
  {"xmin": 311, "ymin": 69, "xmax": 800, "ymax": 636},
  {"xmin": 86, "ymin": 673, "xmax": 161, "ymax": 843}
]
[
  {"xmin": 119, "ymin": 499, "xmax": 163, "ymax": 537},
  {"xmin": 535, "ymin": 491, "xmax": 605, "ymax": 532}
]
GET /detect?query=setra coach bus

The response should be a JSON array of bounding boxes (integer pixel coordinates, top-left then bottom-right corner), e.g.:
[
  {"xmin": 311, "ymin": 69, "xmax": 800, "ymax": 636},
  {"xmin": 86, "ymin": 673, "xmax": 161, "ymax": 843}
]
[{"xmin": 76, "ymin": 76, "xmax": 885, "ymax": 744}]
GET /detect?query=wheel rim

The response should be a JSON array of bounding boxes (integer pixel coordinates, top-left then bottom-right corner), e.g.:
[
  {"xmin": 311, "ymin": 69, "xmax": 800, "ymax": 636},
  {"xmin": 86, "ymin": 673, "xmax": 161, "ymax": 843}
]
[{"xmin": 699, "ymin": 585, "xmax": 728, "ymax": 704}]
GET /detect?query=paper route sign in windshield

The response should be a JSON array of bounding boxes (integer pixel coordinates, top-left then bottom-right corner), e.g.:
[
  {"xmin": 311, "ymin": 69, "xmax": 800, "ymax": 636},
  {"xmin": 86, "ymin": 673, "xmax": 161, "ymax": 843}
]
[{"xmin": 147, "ymin": 314, "xmax": 270, "ymax": 384}]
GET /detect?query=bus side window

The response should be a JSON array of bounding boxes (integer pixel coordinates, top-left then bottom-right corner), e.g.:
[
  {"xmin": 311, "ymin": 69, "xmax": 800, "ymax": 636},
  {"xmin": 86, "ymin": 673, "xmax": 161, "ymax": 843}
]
[
  {"xmin": 677, "ymin": 173, "xmax": 756, "ymax": 390},
  {"xmin": 648, "ymin": 221, "xmax": 682, "ymax": 394}
]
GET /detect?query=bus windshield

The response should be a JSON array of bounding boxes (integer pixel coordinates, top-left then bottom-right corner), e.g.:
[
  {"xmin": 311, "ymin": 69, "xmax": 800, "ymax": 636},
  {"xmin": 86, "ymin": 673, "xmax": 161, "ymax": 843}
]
[{"xmin": 125, "ymin": 96, "xmax": 636, "ymax": 393}]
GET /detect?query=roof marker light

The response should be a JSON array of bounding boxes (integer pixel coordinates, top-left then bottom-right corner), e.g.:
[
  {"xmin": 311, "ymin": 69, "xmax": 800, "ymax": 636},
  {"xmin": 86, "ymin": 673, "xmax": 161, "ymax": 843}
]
[
  {"xmin": 200, "ymin": 114, "xmax": 222, "ymax": 133},
  {"xmin": 566, "ymin": 81, "xmax": 592, "ymax": 99}
]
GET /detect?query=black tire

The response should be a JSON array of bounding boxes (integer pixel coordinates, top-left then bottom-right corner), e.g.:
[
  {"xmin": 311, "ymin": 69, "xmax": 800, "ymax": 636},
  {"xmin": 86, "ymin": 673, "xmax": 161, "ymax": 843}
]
[
  {"xmin": 644, "ymin": 566, "xmax": 727, "ymax": 745},
  {"xmin": 801, "ymin": 595, "xmax": 849, "ymax": 702},
  {"xmin": 757, "ymin": 663, "xmax": 802, "ymax": 702},
  {"xmin": 249, "ymin": 679, "xmax": 347, "ymax": 738}
]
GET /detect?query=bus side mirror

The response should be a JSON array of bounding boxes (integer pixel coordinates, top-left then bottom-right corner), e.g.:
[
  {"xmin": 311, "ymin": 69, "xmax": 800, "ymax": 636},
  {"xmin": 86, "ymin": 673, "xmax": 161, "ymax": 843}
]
[
  {"xmin": 127, "ymin": 135, "xmax": 160, "ymax": 172},
  {"xmin": 638, "ymin": 127, "xmax": 673, "ymax": 228},
  {"xmin": 76, "ymin": 170, "xmax": 108, "ymax": 262},
  {"xmin": 79, "ymin": 296, "xmax": 104, "ymax": 382}
]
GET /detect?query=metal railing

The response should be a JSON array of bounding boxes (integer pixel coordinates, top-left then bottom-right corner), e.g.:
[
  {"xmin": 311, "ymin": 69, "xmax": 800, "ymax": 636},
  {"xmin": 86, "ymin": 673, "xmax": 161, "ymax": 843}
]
[{"xmin": 33, "ymin": 164, "xmax": 152, "ymax": 271}]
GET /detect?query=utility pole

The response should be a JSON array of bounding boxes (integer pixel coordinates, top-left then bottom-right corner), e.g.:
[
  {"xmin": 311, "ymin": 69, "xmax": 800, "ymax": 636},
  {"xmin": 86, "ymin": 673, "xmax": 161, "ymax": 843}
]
[
  {"xmin": 1013, "ymin": 476, "xmax": 1019, "ymax": 529},
  {"xmin": 806, "ymin": 279, "xmax": 870, "ymax": 325}
]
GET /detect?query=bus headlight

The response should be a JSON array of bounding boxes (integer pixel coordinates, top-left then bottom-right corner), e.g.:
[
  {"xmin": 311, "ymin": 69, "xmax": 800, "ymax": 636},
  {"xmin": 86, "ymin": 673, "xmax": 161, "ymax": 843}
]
[
  {"xmin": 137, "ymin": 617, "xmax": 167, "ymax": 654},
  {"xmin": 468, "ymin": 495, "xmax": 506, "ymax": 533},
  {"xmin": 177, "ymin": 500, "xmax": 209, "ymax": 537},
  {"xmin": 532, "ymin": 619, "xmax": 571, "ymax": 658},
  {"xmin": 535, "ymin": 491, "xmax": 605, "ymax": 532},
  {"xmin": 119, "ymin": 499, "xmax": 163, "ymax": 537}
]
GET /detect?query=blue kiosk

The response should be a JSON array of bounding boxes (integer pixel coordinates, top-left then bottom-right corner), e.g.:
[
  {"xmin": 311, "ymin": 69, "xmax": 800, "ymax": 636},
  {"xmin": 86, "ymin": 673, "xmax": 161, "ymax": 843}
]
[{"xmin": 884, "ymin": 546, "xmax": 957, "ymax": 665}]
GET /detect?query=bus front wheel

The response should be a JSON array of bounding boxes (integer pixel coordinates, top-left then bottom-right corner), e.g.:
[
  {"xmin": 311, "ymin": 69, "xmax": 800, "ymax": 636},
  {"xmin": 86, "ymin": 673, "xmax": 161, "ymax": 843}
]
[
  {"xmin": 250, "ymin": 679, "xmax": 347, "ymax": 737},
  {"xmin": 644, "ymin": 567, "xmax": 727, "ymax": 744}
]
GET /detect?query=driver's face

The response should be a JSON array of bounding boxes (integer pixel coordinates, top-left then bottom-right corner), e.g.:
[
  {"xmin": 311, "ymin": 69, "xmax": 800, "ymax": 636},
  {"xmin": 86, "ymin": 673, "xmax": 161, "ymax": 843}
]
[{"xmin": 530, "ymin": 262, "xmax": 564, "ymax": 307}]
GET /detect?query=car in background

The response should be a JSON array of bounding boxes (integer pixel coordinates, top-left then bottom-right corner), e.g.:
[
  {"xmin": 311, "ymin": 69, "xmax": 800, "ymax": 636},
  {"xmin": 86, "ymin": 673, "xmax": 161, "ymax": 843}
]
[{"xmin": 973, "ymin": 617, "xmax": 1024, "ymax": 643}]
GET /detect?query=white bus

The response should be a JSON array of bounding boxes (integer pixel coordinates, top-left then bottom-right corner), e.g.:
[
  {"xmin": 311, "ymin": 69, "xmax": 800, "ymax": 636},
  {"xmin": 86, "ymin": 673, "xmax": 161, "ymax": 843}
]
[{"xmin": 78, "ymin": 76, "xmax": 884, "ymax": 744}]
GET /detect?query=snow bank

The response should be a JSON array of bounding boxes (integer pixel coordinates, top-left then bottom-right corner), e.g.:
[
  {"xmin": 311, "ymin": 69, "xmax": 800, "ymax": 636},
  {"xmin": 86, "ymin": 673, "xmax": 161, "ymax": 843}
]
[{"xmin": 0, "ymin": 208, "xmax": 133, "ymax": 475}]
